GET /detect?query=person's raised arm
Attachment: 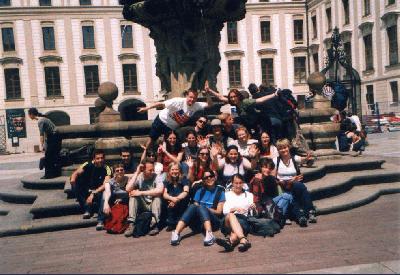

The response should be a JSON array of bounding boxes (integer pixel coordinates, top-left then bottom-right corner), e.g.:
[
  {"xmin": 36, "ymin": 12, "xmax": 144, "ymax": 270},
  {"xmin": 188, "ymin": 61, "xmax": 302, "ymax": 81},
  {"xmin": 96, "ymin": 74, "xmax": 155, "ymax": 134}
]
[
  {"xmin": 137, "ymin": 101, "xmax": 165, "ymax": 113},
  {"xmin": 126, "ymin": 164, "xmax": 142, "ymax": 192},
  {"xmin": 103, "ymin": 181, "xmax": 112, "ymax": 215},
  {"xmin": 254, "ymin": 91, "xmax": 278, "ymax": 104},
  {"xmin": 204, "ymin": 86, "xmax": 229, "ymax": 104}
]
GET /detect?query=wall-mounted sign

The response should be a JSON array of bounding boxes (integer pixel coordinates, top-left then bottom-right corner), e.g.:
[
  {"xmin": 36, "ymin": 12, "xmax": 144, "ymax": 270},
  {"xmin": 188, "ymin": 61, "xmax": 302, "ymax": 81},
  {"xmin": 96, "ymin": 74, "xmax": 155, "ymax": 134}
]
[{"xmin": 6, "ymin": 109, "xmax": 27, "ymax": 138}]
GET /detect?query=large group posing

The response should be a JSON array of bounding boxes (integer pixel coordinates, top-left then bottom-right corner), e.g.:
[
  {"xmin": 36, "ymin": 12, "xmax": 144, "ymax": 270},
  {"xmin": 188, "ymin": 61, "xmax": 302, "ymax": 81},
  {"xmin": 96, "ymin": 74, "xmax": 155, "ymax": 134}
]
[{"xmin": 66, "ymin": 83, "xmax": 318, "ymax": 253}]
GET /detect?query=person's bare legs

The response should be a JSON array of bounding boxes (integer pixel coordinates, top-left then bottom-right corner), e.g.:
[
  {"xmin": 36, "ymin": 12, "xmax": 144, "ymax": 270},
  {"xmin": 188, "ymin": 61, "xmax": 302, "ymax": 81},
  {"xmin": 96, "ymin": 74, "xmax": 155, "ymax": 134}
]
[{"xmin": 225, "ymin": 213, "xmax": 245, "ymax": 244}]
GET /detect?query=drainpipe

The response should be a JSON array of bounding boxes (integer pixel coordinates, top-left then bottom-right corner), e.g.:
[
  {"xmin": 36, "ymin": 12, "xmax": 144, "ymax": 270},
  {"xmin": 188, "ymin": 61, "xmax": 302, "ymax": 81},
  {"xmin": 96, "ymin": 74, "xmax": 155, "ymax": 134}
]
[{"xmin": 305, "ymin": 0, "xmax": 311, "ymax": 75}]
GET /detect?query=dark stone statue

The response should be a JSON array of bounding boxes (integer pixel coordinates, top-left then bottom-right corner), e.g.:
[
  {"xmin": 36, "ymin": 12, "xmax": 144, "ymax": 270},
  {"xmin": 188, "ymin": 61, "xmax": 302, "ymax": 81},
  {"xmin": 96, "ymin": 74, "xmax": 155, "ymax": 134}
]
[{"xmin": 120, "ymin": 0, "xmax": 247, "ymax": 97}]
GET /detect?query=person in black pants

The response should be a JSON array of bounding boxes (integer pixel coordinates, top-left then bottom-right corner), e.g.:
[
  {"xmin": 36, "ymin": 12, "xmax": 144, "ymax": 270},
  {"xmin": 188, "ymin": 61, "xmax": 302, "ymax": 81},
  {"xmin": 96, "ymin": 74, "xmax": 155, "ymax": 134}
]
[
  {"xmin": 28, "ymin": 108, "xmax": 62, "ymax": 179},
  {"xmin": 70, "ymin": 149, "xmax": 112, "ymax": 219}
]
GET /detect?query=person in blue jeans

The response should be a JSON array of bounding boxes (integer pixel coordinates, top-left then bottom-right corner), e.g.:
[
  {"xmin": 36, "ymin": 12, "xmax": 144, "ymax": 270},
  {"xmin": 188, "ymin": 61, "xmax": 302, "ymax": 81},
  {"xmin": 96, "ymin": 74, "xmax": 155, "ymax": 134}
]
[
  {"xmin": 170, "ymin": 170, "xmax": 225, "ymax": 246},
  {"xmin": 273, "ymin": 138, "xmax": 316, "ymax": 227}
]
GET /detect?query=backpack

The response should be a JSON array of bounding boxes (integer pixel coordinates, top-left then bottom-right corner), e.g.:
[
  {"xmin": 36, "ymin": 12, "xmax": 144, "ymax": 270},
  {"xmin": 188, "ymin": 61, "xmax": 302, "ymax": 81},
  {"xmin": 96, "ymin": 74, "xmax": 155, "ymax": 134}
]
[
  {"xmin": 198, "ymin": 186, "xmax": 224, "ymax": 209},
  {"xmin": 258, "ymin": 198, "xmax": 284, "ymax": 226},
  {"xmin": 104, "ymin": 203, "xmax": 129, "ymax": 234},
  {"xmin": 277, "ymin": 89, "xmax": 298, "ymax": 121},
  {"xmin": 331, "ymin": 83, "xmax": 349, "ymax": 111},
  {"xmin": 248, "ymin": 217, "xmax": 281, "ymax": 237},
  {"xmin": 133, "ymin": 211, "xmax": 154, "ymax": 238}
]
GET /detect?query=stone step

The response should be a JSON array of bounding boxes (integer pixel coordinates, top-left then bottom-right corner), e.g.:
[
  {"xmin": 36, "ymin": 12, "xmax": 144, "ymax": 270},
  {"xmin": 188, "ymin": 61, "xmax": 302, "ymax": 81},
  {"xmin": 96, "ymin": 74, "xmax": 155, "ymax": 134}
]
[
  {"xmin": 21, "ymin": 173, "xmax": 68, "ymax": 190},
  {"xmin": 29, "ymin": 191, "xmax": 81, "ymax": 219},
  {"xmin": 0, "ymin": 189, "xmax": 37, "ymax": 204},
  {"xmin": 314, "ymin": 182, "xmax": 400, "ymax": 215},
  {"xmin": 0, "ymin": 213, "xmax": 96, "ymax": 238},
  {"xmin": 301, "ymin": 156, "xmax": 386, "ymax": 182},
  {"xmin": 307, "ymin": 164, "xmax": 400, "ymax": 201}
]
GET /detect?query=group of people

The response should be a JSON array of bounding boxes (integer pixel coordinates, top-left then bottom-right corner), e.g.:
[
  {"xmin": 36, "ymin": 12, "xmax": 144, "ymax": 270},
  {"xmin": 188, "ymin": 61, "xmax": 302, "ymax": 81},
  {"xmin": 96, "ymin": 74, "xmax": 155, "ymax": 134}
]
[
  {"xmin": 68, "ymin": 83, "xmax": 318, "ymax": 252},
  {"xmin": 334, "ymin": 110, "xmax": 366, "ymax": 153}
]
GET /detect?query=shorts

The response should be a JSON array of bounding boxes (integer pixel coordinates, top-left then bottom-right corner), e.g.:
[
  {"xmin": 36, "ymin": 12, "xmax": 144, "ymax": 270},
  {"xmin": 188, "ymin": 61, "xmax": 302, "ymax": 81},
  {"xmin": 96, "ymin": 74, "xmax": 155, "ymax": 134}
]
[
  {"xmin": 221, "ymin": 213, "xmax": 251, "ymax": 236},
  {"xmin": 149, "ymin": 115, "xmax": 173, "ymax": 140}
]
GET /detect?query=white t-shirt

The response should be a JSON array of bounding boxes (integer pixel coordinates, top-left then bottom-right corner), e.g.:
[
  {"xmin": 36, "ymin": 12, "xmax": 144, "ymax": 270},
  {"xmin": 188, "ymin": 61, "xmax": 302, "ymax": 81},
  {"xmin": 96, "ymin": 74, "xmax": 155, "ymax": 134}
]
[
  {"xmin": 158, "ymin": 98, "xmax": 207, "ymax": 130},
  {"xmin": 273, "ymin": 155, "xmax": 302, "ymax": 181},
  {"xmin": 230, "ymin": 139, "xmax": 258, "ymax": 158},
  {"xmin": 223, "ymin": 190, "xmax": 254, "ymax": 216},
  {"xmin": 350, "ymin": 115, "xmax": 362, "ymax": 132},
  {"xmin": 218, "ymin": 157, "xmax": 252, "ymax": 177}
]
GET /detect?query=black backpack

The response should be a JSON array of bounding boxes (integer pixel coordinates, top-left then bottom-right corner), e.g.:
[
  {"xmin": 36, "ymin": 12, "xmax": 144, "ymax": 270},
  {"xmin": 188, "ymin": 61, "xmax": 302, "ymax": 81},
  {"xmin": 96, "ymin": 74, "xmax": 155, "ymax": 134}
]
[
  {"xmin": 248, "ymin": 217, "xmax": 281, "ymax": 237},
  {"xmin": 133, "ymin": 211, "xmax": 154, "ymax": 238},
  {"xmin": 277, "ymin": 89, "xmax": 298, "ymax": 121}
]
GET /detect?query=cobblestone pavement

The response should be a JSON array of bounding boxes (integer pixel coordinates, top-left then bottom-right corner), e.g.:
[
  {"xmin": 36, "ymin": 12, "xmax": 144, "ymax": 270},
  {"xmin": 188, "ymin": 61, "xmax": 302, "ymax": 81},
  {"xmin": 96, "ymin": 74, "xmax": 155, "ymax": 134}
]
[{"xmin": 1, "ymin": 193, "xmax": 399, "ymax": 274}]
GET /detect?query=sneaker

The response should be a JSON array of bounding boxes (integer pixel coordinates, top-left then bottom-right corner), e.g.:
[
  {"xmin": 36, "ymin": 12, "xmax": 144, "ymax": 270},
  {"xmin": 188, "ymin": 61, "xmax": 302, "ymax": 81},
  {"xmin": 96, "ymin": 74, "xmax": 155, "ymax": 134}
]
[
  {"xmin": 82, "ymin": 211, "xmax": 91, "ymax": 219},
  {"xmin": 285, "ymin": 219, "xmax": 292, "ymax": 225},
  {"xmin": 148, "ymin": 226, "xmax": 160, "ymax": 236},
  {"xmin": 298, "ymin": 216, "xmax": 308, "ymax": 227},
  {"xmin": 308, "ymin": 210, "xmax": 317, "ymax": 223},
  {"xmin": 124, "ymin": 223, "xmax": 135, "ymax": 237},
  {"xmin": 96, "ymin": 221, "xmax": 104, "ymax": 231},
  {"xmin": 170, "ymin": 231, "xmax": 181, "ymax": 246},
  {"xmin": 203, "ymin": 231, "xmax": 215, "ymax": 246}
]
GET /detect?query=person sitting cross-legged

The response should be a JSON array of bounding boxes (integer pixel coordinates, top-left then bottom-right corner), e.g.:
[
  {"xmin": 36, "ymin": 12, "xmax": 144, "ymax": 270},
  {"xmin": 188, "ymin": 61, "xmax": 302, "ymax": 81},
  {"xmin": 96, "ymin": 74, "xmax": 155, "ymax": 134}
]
[
  {"xmin": 124, "ymin": 162, "xmax": 164, "ymax": 237},
  {"xmin": 96, "ymin": 163, "xmax": 129, "ymax": 230},
  {"xmin": 170, "ymin": 170, "xmax": 225, "ymax": 246},
  {"xmin": 70, "ymin": 149, "xmax": 112, "ymax": 219},
  {"xmin": 216, "ymin": 174, "xmax": 254, "ymax": 252}
]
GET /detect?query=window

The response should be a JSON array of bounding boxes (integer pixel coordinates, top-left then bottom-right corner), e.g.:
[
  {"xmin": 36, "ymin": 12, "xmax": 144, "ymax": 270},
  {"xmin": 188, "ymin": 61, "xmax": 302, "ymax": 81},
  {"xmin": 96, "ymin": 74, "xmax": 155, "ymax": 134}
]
[
  {"xmin": 122, "ymin": 64, "xmax": 138, "ymax": 93},
  {"xmin": 326, "ymin": 7, "xmax": 332, "ymax": 32},
  {"xmin": 4, "ymin": 68, "xmax": 21, "ymax": 99},
  {"xmin": 42, "ymin": 27, "xmax": 55, "ymax": 51},
  {"xmin": 363, "ymin": 34, "xmax": 373, "ymax": 70},
  {"xmin": 363, "ymin": 0, "xmax": 370, "ymax": 16},
  {"xmin": 227, "ymin": 22, "xmax": 238, "ymax": 44},
  {"xmin": 260, "ymin": 21, "xmax": 271, "ymax": 43},
  {"xmin": 313, "ymin": 53, "xmax": 319, "ymax": 72},
  {"xmin": 44, "ymin": 67, "xmax": 61, "ymax": 97},
  {"xmin": 121, "ymin": 25, "xmax": 133, "ymax": 49},
  {"xmin": 228, "ymin": 60, "xmax": 241, "ymax": 87},
  {"xmin": 84, "ymin": 65, "xmax": 99, "ymax": 95},
  {"xmin": 82, "ymin": 26, "xmax": 95, "ymax": 49},
  {"xmin": 39, "ymin": 0, "xmax": 51, "ymax": 5},
  {"xmin": 294, "ymin": 56, "xmax": 307, "ymax": 83},
  {"xmin": 344, "ymin": 41, "xmax": 352, "ymax": 65},
  {"xmin": 0, "ymin": 0, "xmax": 11, "ymax": 5},
  {"xmin": 342, "ymin": 0, "xmax": 350, "ymax": 25},
  {"xmin": 79, "ymin": 0, "xmax": 91, "ymax": 5},
  {"xmin": 1, "ymin": 27, "xmax": 15, "ymax": 51},
  {"xmin": 387, "ymin": 0, "xmax": 395, "ymax": 6},
  {"xmin": 387, "ymin": 25, "xmax": 398, "ymax": 66},
  {"xmin": 390, "ymin": 81, "xmax": 398, "ymax": 103},
  {"xmin": 366, "ymin": 85, "xmax": 374, "ymax": 105},
  {"xmin": 311, "ymin": 15, "xmax": 317, "ymax": 39},
  {"xmin": 89, "ymin": 107, "xmax": 99, "ymax": 124},
  {"xmin": 261, "ymin": 58, "xmax": 274, "ymax": 86},
  {"xmin": 293, "ymin": 19, "xmax": 304, "ymax": 42}
]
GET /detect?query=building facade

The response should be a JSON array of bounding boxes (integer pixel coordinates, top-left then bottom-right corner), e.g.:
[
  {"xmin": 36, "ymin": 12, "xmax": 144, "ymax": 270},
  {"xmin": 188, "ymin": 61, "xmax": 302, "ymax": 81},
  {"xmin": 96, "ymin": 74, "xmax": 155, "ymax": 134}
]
[{"xmin": 0, "ymin": 0, "xmax": 399, "ymax": 153}]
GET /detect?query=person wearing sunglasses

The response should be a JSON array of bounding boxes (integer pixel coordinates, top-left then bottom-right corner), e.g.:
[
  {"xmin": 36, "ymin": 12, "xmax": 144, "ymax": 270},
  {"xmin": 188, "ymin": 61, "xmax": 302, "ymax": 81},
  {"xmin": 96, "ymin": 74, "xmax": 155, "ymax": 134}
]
[
  {"xmin": 170, "ymin": 170, "xmax": 225, "ymax": 246},
  {"xmin": 96, "ymin": 163, "xmax": 129, "ymax": 231}
]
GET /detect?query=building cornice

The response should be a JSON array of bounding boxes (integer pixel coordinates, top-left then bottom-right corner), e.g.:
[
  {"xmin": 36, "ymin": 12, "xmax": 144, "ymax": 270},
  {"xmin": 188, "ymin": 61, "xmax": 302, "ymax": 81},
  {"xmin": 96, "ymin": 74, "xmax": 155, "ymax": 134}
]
[
  {"xmin": 0, "ymin": 6, "xmax": 123, "ymax": 17},
  {"xmin": 118, "ymin": 53, "xmax": 140, "ymax": 61},
  {"xmin": 39, "ymin": 55, "xmax": 63, "ymax": 63},
  {"xmin": 79, "ymin": 54, "xmax": 102, "ymax": 62},
  {"xmin": 224, "ymin": 50, "xmax": 245, "ymax": 57},
  {"xmin": 0, "ymin": 56, "xmax": 23, "ymax": 65},
  {"xmin": 290, "ymin": 46, "xmax": 308, "ymax": 54},
  {"xmin": 257, "ymin": 48, "xmax": 277, "ymax": 56}
]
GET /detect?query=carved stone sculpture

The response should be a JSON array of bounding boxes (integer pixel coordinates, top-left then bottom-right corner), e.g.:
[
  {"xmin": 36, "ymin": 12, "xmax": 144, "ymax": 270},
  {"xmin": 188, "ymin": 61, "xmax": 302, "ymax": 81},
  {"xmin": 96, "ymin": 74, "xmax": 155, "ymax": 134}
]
[{"xmin": 120, "ymin": 0, "xmax": 247, "ymax": 97}]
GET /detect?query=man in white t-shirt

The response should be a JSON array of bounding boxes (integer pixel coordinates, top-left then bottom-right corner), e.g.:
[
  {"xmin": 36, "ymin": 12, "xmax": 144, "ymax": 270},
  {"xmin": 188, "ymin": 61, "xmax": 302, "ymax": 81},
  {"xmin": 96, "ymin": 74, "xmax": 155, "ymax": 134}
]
[{"xmin": 138, "ymin": 88, "xmax": 213, "ymax": 149}]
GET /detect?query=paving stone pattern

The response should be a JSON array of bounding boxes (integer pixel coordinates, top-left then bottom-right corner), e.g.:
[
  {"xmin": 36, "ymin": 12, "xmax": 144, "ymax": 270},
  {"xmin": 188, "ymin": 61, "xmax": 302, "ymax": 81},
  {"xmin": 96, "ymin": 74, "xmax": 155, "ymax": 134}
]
[{"xmin": 0, "ymin": 193, "xmax": 399, "ymax": 274}]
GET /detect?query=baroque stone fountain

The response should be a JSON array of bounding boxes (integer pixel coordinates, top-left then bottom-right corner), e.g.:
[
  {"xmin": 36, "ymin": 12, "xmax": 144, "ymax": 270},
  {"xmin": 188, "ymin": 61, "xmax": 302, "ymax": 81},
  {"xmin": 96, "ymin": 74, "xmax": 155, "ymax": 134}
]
[{"xmin": 120, "ymin": 0, "xmax": 247, "ymax": 97}]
